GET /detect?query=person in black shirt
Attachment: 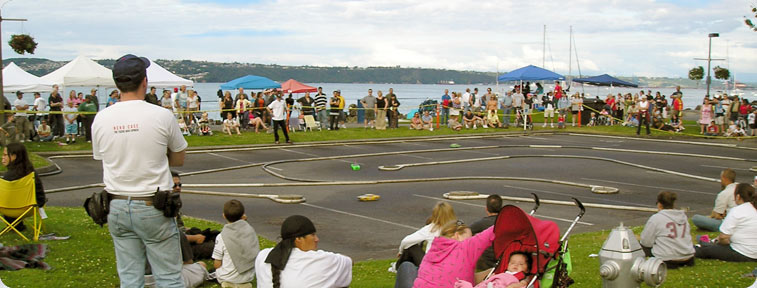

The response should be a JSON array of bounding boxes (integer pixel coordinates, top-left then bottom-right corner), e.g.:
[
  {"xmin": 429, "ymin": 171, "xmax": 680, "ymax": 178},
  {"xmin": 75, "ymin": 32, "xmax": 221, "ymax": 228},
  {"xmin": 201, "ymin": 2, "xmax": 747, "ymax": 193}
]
[
  {"xmin": 286, "ymin": 93, "xmax": 295, "ymax": 107},
  {"xmin": 329, "ymin": 91, "xmax": 341, "ymax": 130},
  {"xmin": 470, "ymin": 194, "xmax": 502, "ymax": 271},
  {"xmin": 297, "ymin": 93, "xmax": 315, "ymax": 116},
  {"xmin": 47, "ymin": 85, "xmax": 64, "ymax": 138},
  {"xmin": 145, "ymin": 86, "xmax": 160, "ymax": 106},
  {"xmin": 387, "ymin": 89, "xmax": 400, "ymax": 129}
]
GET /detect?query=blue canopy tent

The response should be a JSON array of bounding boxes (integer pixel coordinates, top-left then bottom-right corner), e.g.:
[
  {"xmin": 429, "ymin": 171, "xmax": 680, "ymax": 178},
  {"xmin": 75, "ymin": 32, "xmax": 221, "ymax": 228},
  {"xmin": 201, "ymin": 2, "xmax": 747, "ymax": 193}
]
[
  {"xmin": 497, "ymin": 65, "xmax": 565, "ymax": 82},
  {"xmin": 572, "ymin": 74, "xmax": 638, "ymax": 87},
  {"xmin": 497, "ymin": 65, "xmax": 564, "ymax": 131},
  {"xmin": 220, "ymin": 75, "xmax": 281, "ymax": 90},
  {"xmin": 572, "ymin": 74, "xmax": 638, "ymax": 98}
]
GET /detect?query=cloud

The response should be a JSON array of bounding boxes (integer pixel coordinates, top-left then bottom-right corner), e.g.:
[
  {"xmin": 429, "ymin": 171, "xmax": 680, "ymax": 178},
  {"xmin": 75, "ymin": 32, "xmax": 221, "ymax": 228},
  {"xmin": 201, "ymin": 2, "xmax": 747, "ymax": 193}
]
[
  {"xmin": 2, "ymin": 0, "xmax": 756, "ymax": 81},
  {"xmin": 183, "ymin": 29, "xmax": 290, "ymax": 38}
]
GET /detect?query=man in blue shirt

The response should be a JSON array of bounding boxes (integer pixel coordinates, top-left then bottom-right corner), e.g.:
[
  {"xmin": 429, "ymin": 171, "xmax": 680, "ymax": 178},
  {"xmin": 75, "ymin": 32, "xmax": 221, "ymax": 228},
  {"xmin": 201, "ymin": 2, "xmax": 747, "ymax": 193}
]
[{"xmin": 441, "ymin": 89, "xmax": 451, "ymax": 124}]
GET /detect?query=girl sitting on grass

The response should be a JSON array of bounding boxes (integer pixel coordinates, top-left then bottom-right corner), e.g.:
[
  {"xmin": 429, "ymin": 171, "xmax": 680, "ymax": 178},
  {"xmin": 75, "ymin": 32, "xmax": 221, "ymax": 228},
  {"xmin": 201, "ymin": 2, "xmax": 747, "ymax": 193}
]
[
  {"xmin": 248, "ymin": 112, "xmax": 269, "ymax": 133},
  {"xmin": 223, "ymin": 112, "xmax": 241, "ymax": 135}
]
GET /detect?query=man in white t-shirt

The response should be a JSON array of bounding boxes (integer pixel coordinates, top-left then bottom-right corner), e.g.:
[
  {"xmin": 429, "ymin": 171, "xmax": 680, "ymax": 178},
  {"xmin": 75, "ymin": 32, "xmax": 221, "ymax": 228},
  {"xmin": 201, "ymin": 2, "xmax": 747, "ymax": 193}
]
[
  {"xmin": 13, "ymin": 91, "xmax": 32, "ymax": 142},
  {"xmin": 462, "ymin": 88, "xmax": 472, "ymax": 112},
  {"xmin": 266, "ymin": 92, "xmax": 291, "ymax": 144},
  {"xmin": 692, "ymin": 169, "xmax": 738, "ymax": 232},
  {"xmin": 92, "ymin": 54, "xmax": 187, "ymax": 288},
  {"xmin": 32, "ymin": 92, "xmax": 48, "ymax": 128},
  {"xmin": 695, "ymin": 183, "xmax": 757, "ymax": 262}
]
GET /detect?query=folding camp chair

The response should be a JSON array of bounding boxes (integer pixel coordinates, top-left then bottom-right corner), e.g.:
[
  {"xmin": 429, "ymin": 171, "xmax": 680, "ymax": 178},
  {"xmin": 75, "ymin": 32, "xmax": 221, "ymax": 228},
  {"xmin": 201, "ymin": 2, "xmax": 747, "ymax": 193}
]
[
  {"xmin": 0, "ymin": 172, "xmax": 43, "ymax": 241},
  {"xmin": 304, "ymin": 115, "xmax": 321, "ymax": 131}
]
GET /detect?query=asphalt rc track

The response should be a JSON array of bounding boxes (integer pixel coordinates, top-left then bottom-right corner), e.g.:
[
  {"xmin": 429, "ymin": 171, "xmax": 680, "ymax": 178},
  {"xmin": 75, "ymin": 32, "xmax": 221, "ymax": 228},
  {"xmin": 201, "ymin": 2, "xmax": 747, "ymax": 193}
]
[{"xmin": 42, "ymin": 133, "xmax": 757, "ymax": 261}]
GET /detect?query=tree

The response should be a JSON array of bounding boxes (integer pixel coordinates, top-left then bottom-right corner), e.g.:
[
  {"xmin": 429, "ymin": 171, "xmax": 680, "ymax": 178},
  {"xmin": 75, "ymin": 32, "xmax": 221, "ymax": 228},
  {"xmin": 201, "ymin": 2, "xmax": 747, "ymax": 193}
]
[
  {"xmin": 746, "ymin": 4, "xmax": 757, "ymax": 31},
  {"xmin": 713, "ymin": 66, "xmax": 730, "ymax": 80},
  {"xmin": 688, "ymin": 66, "xmax": 704, "ymax": 87}
]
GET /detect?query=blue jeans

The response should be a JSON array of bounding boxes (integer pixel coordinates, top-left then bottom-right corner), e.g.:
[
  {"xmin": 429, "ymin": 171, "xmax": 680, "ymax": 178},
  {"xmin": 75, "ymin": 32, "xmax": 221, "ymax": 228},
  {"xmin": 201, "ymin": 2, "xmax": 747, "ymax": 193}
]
[
  {"xmin": 317, "ymin": 109, "xmax": 329, "ymax": 129},
  {"xmin": 692, "ymin": 214, "xmax": 722, "ymax": 232},
  {"xmin": 395, "ymin": 261, "xmax": 418, "ymax": 288},
  {"xmin": 502, "ymin": 107, "xmax": 512, "ymax": 126},
  {"xmin": 109, "ymin": 199, "xmax": 183, "ymax": 288},
  {"xmin": 441, "ymin": 108, "xmax": 449, "ymax": 124}
]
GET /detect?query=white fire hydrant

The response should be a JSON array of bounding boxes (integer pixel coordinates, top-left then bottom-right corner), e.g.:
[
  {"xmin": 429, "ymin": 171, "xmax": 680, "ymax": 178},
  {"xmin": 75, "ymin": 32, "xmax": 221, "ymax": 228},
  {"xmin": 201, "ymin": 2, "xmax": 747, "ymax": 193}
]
[{"xmin": 598, "ymin": 223, "xmax": 666, "ymax": 287}]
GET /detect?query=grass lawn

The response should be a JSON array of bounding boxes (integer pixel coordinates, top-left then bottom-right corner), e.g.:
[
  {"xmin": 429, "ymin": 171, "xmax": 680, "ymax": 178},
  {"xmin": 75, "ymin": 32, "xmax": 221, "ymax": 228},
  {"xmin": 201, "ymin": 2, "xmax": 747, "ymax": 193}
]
[
  {"xmin": 19, "ymin": 116, "xmax": 737, "ymax": 154},
  {"xmin": 1, "ymin": 207, "xmax": 754, "ymax": 287}
]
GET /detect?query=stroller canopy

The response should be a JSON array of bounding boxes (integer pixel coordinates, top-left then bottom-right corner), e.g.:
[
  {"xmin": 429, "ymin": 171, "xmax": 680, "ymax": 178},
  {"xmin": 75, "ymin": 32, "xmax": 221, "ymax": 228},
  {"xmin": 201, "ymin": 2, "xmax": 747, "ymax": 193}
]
[{"xmin": 493, "ymin": 205, "xmax": 560, "ymax": 276}]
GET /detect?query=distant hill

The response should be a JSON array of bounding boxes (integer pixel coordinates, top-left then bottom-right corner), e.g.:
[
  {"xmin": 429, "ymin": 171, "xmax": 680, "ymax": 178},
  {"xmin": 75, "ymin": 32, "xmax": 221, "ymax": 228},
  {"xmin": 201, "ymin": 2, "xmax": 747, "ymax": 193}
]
[
  {"xmin": 4, "ymin": 58, "xmax": 755, "ymax": 88},
  {"xmin": 4, "ymin": 58, "xmax": 498, "ymax": 85}
]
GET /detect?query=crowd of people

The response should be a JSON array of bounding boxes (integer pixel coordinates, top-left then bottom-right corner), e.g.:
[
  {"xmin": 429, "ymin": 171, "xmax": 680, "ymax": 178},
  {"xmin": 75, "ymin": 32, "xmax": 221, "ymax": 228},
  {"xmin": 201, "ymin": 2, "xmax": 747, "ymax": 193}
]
[{"xmin": 2, "ymin": 80, "xmax": 755, "ymax": 148}]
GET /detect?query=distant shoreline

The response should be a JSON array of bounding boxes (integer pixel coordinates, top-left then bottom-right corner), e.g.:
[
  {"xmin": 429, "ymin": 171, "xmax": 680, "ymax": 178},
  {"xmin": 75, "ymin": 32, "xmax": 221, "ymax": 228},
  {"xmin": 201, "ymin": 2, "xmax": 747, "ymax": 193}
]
[{"xmin": 5, "ymin": 57, "xmax": 756, "ymax": 89}]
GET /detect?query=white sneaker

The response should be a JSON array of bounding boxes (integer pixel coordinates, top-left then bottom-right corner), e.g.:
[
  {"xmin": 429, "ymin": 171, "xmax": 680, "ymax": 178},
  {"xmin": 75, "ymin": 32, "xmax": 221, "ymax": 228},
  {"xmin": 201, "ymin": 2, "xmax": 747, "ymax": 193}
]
[
  {"xmin": 465, "ymin": 124, "xmax": 470, "ymax": 129},
  {"xmin": 483, "ymin": 124, "xmax": 488, "ymax": 128},
  {"xmin": 551, "ymin": 124, "xmax": 554, "ymax": 128},
  {"xmin": 542, "ymin": 123, "xmax": 547, "ymax": 127},
  {"xmin": 430, "ymin": 128, "xmax": 434, "ymax": 131},
  {"xmin": 473, "ymin": 124, "xmax": 477, "ymax": 129}
]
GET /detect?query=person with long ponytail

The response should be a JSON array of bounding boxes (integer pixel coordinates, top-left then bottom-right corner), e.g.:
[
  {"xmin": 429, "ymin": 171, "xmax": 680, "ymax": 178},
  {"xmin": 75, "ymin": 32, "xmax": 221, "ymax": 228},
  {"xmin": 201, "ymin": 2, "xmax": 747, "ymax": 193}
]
[
  {"xmin": 255, "ymin": 215, "xmax": 352, "ymax": 288},
  {"xmin": 695, "ymin": 183, "xmax": 757, "ymax": 262}
]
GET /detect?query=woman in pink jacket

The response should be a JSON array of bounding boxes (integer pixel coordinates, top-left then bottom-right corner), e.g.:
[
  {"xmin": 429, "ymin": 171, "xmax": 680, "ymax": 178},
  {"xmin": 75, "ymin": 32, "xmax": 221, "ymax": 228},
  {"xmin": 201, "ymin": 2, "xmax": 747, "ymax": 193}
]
[{"xmin": 412, "ymin": 220, "xmax": 495, "ymax": 288}]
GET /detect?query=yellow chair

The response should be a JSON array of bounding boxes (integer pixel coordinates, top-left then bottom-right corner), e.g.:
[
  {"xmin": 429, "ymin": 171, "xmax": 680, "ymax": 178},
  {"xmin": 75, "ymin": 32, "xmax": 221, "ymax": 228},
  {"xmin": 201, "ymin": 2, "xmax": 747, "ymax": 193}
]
[{"xmin": 0, "ymin": 172, "xmax": 42, "ymax": 241}]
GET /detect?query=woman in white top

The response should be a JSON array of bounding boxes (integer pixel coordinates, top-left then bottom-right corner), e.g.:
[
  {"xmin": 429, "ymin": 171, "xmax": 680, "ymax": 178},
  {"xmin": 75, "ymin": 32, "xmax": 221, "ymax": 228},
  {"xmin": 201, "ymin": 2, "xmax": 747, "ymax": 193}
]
[
  {"xmin": 394, "ymin": 202, "xmax": 456, "ymax": 288},
  {"xmin": 695, "ymin": 184, "xmax": 757, "ymax": 262},
  {"xmin": 186, "ymin": 90, "xmax": 200, "ymax": 111},
  {"xmin": 637, "ymin": 96, "xmax": 651, "ymax": 136},
  {"xmin": 570, "ymin": 93, "xmax": 583, "ymax": 127}
]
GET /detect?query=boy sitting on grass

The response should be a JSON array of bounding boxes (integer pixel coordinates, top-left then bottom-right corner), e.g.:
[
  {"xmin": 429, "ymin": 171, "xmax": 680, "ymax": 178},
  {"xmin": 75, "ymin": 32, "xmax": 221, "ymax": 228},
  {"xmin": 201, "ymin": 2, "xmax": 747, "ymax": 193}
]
[
  {"xmin": 705, "ymin": 121, "xmax": 720, "ymax": 136},
  {"xmin": 213, "ymin": 199, "xmax": 260, "ymax": 288}
]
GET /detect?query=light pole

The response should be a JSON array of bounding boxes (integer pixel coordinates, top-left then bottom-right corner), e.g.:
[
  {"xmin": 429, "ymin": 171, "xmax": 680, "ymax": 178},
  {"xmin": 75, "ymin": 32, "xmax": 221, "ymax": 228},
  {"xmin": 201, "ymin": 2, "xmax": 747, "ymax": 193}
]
[{"xmin": 705, "ymin": 33, "xmax": 719, "ymax": 98}]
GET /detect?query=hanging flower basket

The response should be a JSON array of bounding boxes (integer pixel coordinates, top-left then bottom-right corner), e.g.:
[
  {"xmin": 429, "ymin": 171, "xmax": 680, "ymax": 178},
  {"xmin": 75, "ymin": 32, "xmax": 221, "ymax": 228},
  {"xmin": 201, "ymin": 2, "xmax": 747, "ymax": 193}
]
[{"xmin": 8, "ymin": 34, "xmax": 37, "ymax": 55}]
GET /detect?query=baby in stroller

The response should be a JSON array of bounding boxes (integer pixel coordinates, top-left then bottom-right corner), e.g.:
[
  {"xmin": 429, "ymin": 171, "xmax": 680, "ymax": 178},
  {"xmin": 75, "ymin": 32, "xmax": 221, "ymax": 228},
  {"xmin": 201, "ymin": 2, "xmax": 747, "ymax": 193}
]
[
  {"xmin": 598, "ymin": 108, "xmax": 611, "ymax": 125},
  {"xmin": 515, "ymin": 108, "xmax": 533, "ymax": 130},
  {"xmin": 455, "ymin": 251, "xmax": 532, "ymax": 288}
]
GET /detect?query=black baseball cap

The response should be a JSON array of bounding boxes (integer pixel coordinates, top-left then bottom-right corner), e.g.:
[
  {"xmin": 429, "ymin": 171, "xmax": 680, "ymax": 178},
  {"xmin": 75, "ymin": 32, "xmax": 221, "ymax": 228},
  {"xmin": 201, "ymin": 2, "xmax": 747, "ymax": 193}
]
[
  {"xmin": 15, "ymin": 91, "xmax": 23, "ymax": 95},
  {"xmin": 113, "ymin": 54, "xmax": 150, "ymax": 83}
]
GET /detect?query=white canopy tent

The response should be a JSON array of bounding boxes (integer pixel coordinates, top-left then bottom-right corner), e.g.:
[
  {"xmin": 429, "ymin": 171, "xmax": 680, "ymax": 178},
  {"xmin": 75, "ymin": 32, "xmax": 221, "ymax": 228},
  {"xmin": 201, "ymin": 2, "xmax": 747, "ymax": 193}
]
[
  {"xmin": 39, "ymin": 55, "xmax": 115, "ymax": 88},
  {"xmin": 3, "ymin": 62, "xmax": 53, "ymax": 92},
  {"xmin": 147, "ymin": 60, "xmax": 193, "ymax": 88}
]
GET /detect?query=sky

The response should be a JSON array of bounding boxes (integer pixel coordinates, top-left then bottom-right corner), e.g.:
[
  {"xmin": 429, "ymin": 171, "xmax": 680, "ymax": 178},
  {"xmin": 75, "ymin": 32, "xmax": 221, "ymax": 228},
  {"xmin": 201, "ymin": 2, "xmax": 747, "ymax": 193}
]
[{"xmin": 2, "ymin": 0, "xmax": 757, "ymax": 81}]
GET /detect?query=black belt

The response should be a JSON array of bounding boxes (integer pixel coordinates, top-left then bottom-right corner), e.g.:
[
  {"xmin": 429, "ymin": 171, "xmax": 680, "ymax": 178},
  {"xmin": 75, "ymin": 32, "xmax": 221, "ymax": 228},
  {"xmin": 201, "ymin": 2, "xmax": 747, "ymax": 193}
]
[{"xmin": 110, "ymin": 194, "xmax": 153, "ymax": 206}]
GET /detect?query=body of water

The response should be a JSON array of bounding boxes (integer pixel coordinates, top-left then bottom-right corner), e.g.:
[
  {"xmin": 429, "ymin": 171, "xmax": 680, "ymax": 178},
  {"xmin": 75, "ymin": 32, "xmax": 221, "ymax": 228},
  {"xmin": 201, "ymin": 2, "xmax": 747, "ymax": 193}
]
[{"xmin": 6, "ymin": 82, "xmax": 755, "ymax": 121}]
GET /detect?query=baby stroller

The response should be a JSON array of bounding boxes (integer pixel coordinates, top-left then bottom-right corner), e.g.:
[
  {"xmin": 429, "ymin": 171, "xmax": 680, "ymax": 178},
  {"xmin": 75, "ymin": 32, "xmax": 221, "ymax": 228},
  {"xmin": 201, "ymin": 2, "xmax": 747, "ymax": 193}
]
[
  {"xmin": 515, "ymin": 108, "xmax": 533, "ymax": 130},
  {"xmin": 486, "ymin": 194, "xmax": 585, "ymax": 288}
]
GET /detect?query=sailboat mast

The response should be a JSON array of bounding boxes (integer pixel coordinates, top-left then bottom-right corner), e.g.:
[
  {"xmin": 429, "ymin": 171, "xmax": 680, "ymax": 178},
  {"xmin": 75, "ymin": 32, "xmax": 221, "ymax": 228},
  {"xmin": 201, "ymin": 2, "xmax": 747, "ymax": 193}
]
[
  {"xmin": 568, "ymin": 26, "xmax": 573, "ymax": 83},
  {"xmin": 542, "ymin": 25, "xmax": 546, "ymax": 68}
]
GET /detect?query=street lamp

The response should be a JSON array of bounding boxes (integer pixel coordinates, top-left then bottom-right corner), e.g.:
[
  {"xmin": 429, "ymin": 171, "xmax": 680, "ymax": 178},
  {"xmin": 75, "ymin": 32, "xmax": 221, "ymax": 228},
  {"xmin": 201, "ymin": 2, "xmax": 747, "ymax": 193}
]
[{"xmin": 705, "ymin": 33, "xmax": 719, "ymax": 98}]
